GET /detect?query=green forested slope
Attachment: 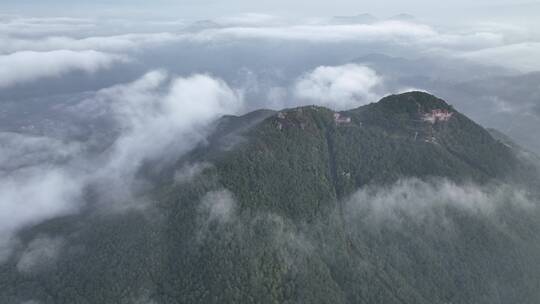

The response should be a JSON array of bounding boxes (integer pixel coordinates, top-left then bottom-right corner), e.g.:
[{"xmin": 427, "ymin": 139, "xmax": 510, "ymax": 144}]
[{"xmin": 1, "ymin": 92, "xmax": 539, "ymax": 304}]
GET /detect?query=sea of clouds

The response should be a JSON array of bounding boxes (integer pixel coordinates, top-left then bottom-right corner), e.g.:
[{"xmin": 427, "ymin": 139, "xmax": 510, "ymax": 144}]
[{"xmin": 1, "ymin": 12, "xmax": 539, "ymax": 265}]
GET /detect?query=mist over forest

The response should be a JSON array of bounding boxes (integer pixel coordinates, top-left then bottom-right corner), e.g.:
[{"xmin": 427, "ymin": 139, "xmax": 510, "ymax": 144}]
[{"xmin": 1, "ymin": 1, "xmax": 540, "ymax": 303}]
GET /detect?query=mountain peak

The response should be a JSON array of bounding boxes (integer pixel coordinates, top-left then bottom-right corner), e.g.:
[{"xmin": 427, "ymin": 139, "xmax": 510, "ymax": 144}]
[
  {"xmin": 375, "ymin": 91, "xmax": 452, "ymax": 111},
  {"xmin": 197, "ymin": 92, "xmax": 522, "ymax": 198},
  {"xmin": 349, "ymin": 91, "xmax": 456, "ymax": 130}
]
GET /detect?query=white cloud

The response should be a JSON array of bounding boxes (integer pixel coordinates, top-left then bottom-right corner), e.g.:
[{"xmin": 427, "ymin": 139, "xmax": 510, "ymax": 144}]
[
  {"xmin": 460, "ymin": 42, "xmax": 540, "ymax": 73},
  {"xmin": 0, "ymin": 132, "xmax": 86, "ymax": 264},
  {"xmin": 94, "ymin": 71, "xmax": 243, "ymax": 186},
  {"xmin": 194, "ymin": 21, "xmax": 438, "ymax": 43},
  {"xmin": 0, "ymin": 18, "xmax": 502, "ymax": 54},
  {"xmin": 1, "ymin": 33, "xmax": 181, "ymax": 54},
  {"xmin": 190, "ymin": 20, "xmax": 505, "ymax": 52},
  {"xmin": 464, "ymin": 21, "xmax": 530, "ymax": 42},
  {"xmin": 0, "ymin": 167, "xmax": 83, "ymax": 262},
  {"xmin": 294, "ymin": 64, "xmax": 383, "ymax": 109},
  {"xmin": 0, "ymin": 50, "xmax": 126, "ymax": 88},
  {"xmin": 345, "ymin": 178, "xmax": 534, "ymax": 227}
]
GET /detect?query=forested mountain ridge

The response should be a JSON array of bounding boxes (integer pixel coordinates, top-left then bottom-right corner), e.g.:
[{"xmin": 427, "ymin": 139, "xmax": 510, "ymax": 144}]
[{"xmin": 1, "ymin": 92, "xmax": 540, "ymax": 304}]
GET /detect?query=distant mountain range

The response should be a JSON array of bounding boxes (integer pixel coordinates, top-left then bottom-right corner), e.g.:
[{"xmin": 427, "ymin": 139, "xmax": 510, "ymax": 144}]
[
  {"xmin": 330, "ymin": 13, "xmax": 416, "ymax": 24},
  {"xmin": 1, "ymin": 92, "xmax": 539, "ymax": 304}
]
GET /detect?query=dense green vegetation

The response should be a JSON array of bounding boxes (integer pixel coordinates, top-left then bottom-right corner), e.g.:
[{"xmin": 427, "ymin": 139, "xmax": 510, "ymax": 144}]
[{"xmin": 1, "ymin": 92, "xmax": 540, "ymax": 303}]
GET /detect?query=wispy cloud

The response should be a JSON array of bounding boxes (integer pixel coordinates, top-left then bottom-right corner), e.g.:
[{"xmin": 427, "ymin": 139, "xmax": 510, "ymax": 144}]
[
  {"xmin": 345, "ymin": 178, "xmax": 534, "ymax": 228},
  {"xmin": 0, "ymin": 70, "xmax": 244, "ymax": 262},
  {"xmin": 16, "ymin": 235, "xmax": 64, "ymax": 273},
  {"xmin": 199, "ymin": 189, "xmax": 237, "ymax": 224},
  {"xmin": 92, "ymin": 71, "xmax": 243, "ymax": 188},
  {"xmin": 175, "ymin": 162, "xmax": 213, "ymax": 184}
]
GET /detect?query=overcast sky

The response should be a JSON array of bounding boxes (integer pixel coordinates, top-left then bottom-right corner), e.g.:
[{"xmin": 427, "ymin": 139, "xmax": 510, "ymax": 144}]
[{"xmin": 4, "ymin": 0, "xmax": 540, "ymax": 23}]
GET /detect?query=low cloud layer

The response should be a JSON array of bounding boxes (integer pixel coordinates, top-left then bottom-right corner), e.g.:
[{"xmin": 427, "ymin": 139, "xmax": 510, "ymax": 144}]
[
  {"xmin": 1, "ymin": 16, "xmax": 537, "ymax": 76},
  {"xmin": 191, "ymin": 20, "xmax": 506, "ymax": 52},
  {"xmin": 1, "ymin": 33, "xmax": 180, "ymax": 54},
  {"xmin": 0, "ymin": 50, "xmax": 125, "ymax": 88}
]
